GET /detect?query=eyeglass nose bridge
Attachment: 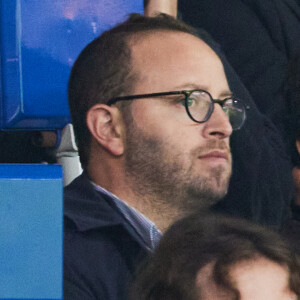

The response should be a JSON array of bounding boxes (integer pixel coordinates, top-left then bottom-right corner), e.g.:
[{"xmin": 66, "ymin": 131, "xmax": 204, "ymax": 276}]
[
  {"xmin": 212, "ymin": 98, "xmax": 227, "ymax": 107},
  {"xmin": 207, "ymin": 98, "xmax": 246, "ymax": 131},
  {"xmin": 212, "ymin": 98, "xmax": 250, "ymax": 111},
  {"xmin": 213, "ymin": 98, "xmax": 250, "ymax": 131},
  {"xmin": 208, "ymin": 98, "xmax": 233, "ymax": 125},
  {"xmin": 207, "ymin": 98, "xmax": 230, "ymax": 120}
]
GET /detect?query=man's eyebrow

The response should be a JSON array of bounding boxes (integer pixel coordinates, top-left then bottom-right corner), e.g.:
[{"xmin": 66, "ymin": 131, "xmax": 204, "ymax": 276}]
[
  {"xmin": 174, "ymin": 83, "xmax": 203, "ymax": 90},
  {"xmin": 174, "ymin": 83, "xmax": 233, "ymax": 98},
  {"xmin": 219, "ymin": 91, "xmax": 233, "ymax": 98}
]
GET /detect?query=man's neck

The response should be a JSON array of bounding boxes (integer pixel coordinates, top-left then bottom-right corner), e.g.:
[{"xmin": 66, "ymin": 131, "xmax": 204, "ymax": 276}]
[
  {"xmin": 88, "ymin": 163, "xmax": 184, "ymax": 232},
  {"xmin": 109, "ymin": 185, "xmax": 181, "ymax": 233}
]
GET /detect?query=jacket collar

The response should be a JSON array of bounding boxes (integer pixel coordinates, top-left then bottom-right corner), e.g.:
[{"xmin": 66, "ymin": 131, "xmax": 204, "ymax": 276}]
[{"xmin": 64, "ymin": 172, "xmax": 150, "ymax": 250}]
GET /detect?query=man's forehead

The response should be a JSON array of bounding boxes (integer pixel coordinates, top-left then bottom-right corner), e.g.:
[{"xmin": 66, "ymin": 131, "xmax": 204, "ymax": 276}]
[
  {"xmin": 129, "ymin": 30, "xmax": 221, "ymax": 76},
  {"xmin": 130, "ymin": 29, "xmax": 210, "ymax": 53},
  {"xmin": 129, "ymin": 30, "xmax": 229, "ymax": 96}
]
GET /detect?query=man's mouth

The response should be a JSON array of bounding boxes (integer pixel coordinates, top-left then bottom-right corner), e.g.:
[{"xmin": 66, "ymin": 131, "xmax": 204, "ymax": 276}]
[
  {"xmin": 197, "ymin": 151, "xmax": 231, "ymax": 167},
  {"xmin": 199, "ymin": 150, "xmax": 229, "ymax": 161}
]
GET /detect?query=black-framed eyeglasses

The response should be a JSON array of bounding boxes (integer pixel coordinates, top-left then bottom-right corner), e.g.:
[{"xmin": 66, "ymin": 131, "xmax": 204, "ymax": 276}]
[{"xmin": 108, "ymin": 89, "xmax": 248, "ymax": 130}]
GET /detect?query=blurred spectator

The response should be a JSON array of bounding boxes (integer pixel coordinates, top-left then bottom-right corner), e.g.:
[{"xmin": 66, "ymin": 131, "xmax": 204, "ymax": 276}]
[
  {"xmin": 210, "ymin": 43, "xmax": 293, "ymax": 229},
  {"xmin": 130, "ymin": 213, "xmax": 300, "ymax": 300},
  {"xmin": 178, "ymin": 0, "xmax": 298, "ymax": 228},
  {"xmin": 281, "ymin": 52, "xmax": 300, "ymax": 252},
  {"xmin": 179, "ymin": 0, "xmax": 300, "ymax": 142},
  {"xmin": 286, "ymin": 52, "xmax": 300, "ymax": 170}
]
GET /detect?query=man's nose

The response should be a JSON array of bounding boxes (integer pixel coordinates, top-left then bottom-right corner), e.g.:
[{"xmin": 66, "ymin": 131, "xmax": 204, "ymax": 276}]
[{"xmin": 202, "ymin": 104, "xmax": 233, "ymax": 139}]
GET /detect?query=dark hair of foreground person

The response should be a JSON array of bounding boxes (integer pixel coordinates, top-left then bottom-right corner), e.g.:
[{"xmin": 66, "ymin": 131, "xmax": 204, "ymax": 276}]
[{"xmin": 130, "ymin": 213, "xmax": 300, "ymax": 300}]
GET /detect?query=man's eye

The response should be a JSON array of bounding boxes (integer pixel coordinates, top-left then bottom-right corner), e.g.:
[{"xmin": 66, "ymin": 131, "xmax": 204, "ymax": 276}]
[
  {"xmin": 176, "ymin": 97, "xmax": 187, "ymax": 106},
  {"xmin": 186, "ymin": 98, "xmax": 196, "ymax": 107}
]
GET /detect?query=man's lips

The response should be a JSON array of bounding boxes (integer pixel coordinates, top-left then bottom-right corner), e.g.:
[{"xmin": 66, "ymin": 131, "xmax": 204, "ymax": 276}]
[{"xmin": 198, "ymin": 151, "xmax": 230, "ymax": 161}]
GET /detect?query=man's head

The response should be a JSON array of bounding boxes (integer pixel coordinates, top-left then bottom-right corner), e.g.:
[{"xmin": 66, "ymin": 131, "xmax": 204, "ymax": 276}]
[
  {"xmin": 68, "ymin": 13, "xmax": 201, "ymax": 169},
  {"xmin": 130, "ymin": 214, "xmax": 300, "ymax": 300},
  {"xmin": 69, "ymin": 14, "xmax": 246, "ymax": 213}
]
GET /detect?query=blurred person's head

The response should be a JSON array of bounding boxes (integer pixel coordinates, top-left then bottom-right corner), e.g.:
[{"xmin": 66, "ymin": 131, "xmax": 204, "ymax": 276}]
[
  {"xmin": 287, "ymin": 52, "xmax": 300, "ymax": 164},
  {"xmin": 130, "ymin": 214, "xmax": 300, "ymax": 300},
  {"xmin": 286, "ymin": 52, "xmax": 300, "ymax": 205},
  {"xmin": 68, "ymin": 14, "xmax": 247, "ymax": 230}
]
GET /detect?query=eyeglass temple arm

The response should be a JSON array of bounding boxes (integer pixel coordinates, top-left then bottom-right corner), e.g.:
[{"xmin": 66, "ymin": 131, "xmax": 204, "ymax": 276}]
[{"xmin": 108, "ymin": 91, "xmax": 185, "ymax": 106}]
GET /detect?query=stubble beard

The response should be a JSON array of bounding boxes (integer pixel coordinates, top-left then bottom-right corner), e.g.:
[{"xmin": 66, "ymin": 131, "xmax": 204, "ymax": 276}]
[{"xmin": 123, "ymin": 116, "xmax": 231, "ymax": 216}]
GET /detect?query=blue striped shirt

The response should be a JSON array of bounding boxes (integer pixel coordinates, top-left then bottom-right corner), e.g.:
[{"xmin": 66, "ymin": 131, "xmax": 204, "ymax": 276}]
[{"xmin": 91, "ymin": 182, "xmax": 162, "ymax": 251}]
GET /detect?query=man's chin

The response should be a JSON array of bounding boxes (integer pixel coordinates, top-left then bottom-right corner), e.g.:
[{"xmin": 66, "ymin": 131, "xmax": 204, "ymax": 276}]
[
  {"xmin": 185, "ymin": 183, "xmax": 229, "ymax": 212},
  {"xmin": 209, "ymin": 167, "xmax": 231, "ymax": 191},
  {"xmin": 192, "ymin": 174, "xmax": 230, "ymax": 200}
]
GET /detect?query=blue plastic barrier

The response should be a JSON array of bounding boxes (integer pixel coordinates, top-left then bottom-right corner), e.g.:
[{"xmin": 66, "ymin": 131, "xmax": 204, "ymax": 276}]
[
  {"xmin": 0, "ymin": 2, "xmax": 144, "ymax": 299},
  {"xmin": 0, "ymin": 0, "xmax": 143, "ymax": 130},
  {"xmin": 0, "ymin": 164, "xmax": 63, "ymax": 300}
]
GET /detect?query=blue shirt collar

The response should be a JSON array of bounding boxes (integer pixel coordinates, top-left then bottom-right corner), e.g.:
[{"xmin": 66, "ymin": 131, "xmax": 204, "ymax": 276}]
[{"xmin": 91, "ymin": 181, "xmax": 162, "ymax": 251}]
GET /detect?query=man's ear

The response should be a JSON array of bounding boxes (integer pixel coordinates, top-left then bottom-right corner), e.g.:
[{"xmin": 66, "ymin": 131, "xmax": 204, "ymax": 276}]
[
  {"xmin": 86, "ymin": 104, "xmax": 124, "ymax": 156},
  {"xmin": 296, "ymin": 140, "xmax": 300, "ymax": 155}
]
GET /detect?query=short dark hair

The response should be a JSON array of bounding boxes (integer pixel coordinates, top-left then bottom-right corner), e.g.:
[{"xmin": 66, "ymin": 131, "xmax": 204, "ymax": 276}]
[
  {"xmin": 129, "ymin": 213, "xmax": 300, "ymax": 300},
  {"xmin": 68, "ymin": 13, "xmax": 199, "ymax": 169}
]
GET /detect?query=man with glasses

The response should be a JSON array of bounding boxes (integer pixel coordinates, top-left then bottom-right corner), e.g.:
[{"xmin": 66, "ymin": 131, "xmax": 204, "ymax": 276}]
[{"xmin": 64, "ymin": 13, "xmax": 246, "ymax": 300}]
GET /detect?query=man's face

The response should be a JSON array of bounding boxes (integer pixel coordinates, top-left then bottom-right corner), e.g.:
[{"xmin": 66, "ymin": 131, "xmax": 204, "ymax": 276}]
[{"xmin": 123, "ymin": 31, "xmax": 233, "ymax": 212}]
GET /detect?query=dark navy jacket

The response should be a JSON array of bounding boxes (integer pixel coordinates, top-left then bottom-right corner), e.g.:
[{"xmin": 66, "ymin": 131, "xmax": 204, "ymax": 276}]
[{"xmin": 63, "ymin": 173, "xmax": 148, "ymax": 300}]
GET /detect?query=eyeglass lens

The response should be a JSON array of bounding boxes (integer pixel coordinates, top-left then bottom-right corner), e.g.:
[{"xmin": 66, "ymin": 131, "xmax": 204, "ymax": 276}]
[
  {"xmin": 187, "ymin": 91, "xmax": 245, "ymax": 130},
  {"xmin": 222, "ymin": 99, "xmax": 246, "ymax": 130},
  {"xmin": 186, "ymin": 91, "xmax": 212, "ymax": 122}
]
